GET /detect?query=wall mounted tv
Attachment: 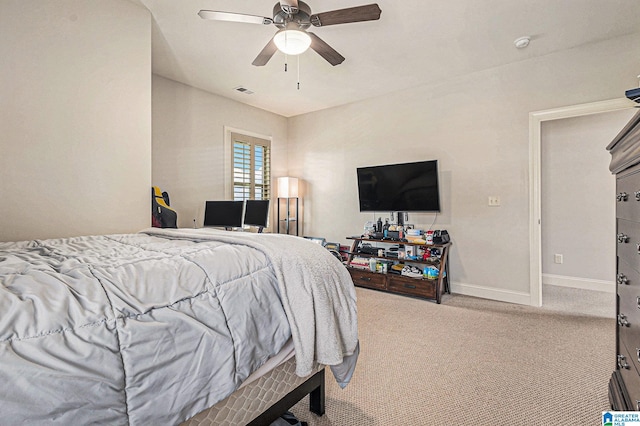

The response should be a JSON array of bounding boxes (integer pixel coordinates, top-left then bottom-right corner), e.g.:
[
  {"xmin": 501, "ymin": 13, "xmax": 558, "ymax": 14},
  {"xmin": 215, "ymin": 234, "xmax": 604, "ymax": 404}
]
[{"xmin": 356, "ymin": 160, "xmax": 441, "ymax": 213}]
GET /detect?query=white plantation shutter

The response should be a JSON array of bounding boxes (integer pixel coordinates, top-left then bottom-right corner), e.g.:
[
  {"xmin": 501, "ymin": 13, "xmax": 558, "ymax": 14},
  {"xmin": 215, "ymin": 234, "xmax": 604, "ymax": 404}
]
[{"xmin": 231, "ymin": 132, "xmax": 271, "ymax": 201}]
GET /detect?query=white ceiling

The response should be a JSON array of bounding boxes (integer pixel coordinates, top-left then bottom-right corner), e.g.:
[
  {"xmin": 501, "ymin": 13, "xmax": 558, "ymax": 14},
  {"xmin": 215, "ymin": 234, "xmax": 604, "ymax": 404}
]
[{"xmin": 131, "ymin": 0, "xmax": 640, "ymax": 117}]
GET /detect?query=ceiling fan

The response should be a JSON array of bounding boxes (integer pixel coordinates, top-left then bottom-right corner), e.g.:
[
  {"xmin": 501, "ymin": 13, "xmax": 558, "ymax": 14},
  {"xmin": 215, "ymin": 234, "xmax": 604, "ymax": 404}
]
[{"xmin": 198, "ymin": 1, "xmax": 382, "ymax": 67}]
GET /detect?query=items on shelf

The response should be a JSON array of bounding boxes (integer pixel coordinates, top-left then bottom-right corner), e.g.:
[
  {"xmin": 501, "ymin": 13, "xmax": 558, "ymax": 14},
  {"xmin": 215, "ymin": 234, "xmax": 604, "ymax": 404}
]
[
  {"xmin": 401, "ymin": 265, "xmax": 423, "ymax": 278},
  {"xmin": 345, "ymin": 232, "xmax": 451, "ymax": 304},
  {"xmin": 349, "ymin": 256, "xmax": 371, "ymax": 270}
]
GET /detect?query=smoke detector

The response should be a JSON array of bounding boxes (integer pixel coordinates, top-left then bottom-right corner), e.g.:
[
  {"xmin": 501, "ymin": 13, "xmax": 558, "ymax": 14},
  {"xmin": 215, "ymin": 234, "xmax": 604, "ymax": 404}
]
[{"xmin": 514, "ymin": 36, "xmax": 530, "ymax": 49}]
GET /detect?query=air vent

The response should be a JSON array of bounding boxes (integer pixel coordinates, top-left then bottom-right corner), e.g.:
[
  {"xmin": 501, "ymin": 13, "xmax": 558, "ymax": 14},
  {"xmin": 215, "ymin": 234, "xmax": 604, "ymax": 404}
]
[{"xmin": 234, "ymin": 86, "xmax": 254, "ymax": 95}]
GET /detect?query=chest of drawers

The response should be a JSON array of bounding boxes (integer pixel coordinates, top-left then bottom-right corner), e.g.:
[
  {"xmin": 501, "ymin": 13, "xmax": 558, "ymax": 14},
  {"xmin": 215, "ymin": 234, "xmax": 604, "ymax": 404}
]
[{"xmin": 608, "ymin": 109, "xmax": 640, "ymax": 411}]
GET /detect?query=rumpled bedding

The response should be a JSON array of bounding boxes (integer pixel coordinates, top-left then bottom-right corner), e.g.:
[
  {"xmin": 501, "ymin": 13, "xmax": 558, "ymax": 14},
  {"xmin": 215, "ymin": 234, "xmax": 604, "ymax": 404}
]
[{"xmin": 0, "ymin": 228, "xmax": 358, "ymax": 425}]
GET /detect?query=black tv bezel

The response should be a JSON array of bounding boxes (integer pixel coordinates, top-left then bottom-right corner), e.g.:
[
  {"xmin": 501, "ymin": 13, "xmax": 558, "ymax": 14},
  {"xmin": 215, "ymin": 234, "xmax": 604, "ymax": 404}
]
[
  {"xmin": 203, "ymin": 200, "xmax": 245, "ymax": 228},
  {"xmin": 356, "ymin": 159, "xmax": 441, "ymax": 213}
]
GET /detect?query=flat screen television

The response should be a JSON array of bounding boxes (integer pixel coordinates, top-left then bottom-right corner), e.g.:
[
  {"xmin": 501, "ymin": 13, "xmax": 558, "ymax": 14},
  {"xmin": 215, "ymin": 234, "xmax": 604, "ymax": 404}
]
[
  {"xmin": 356, "ymin": 160, "xmax": 440, "ymax": 213},
  {"xmin": 243, "ymin": 199, "xmax": 270, "ymax": 230},
  {"xmin": 203, "ymin": 200, "xmax": 244, "ymax": 229}
]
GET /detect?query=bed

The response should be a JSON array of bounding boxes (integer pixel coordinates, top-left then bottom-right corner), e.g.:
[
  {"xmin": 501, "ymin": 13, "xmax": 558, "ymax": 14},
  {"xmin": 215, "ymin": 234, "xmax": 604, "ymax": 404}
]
[{"xmin": 0, "ymin": 228, "xmax": 359, "ymax": 425}]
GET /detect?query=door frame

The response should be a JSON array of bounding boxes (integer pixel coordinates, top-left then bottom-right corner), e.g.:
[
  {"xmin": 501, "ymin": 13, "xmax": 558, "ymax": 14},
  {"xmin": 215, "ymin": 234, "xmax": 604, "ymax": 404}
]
[{"xmin": 528, "ymin": 98, "xmax": 635, "ymax": 306}]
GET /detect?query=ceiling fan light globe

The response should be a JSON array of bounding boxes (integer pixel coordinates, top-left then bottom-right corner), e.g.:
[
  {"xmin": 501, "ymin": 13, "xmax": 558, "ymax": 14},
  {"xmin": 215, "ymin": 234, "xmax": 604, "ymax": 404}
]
[{"xmin": 273, "ymin": 29, "xmax": 311, "ymax": 55}]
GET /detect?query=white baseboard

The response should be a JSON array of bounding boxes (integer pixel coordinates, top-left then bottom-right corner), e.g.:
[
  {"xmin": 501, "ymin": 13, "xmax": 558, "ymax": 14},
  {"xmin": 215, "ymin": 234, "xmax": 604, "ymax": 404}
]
[
  {"xmin": 450, "ymin": 282, "xmax": 532, "ymax": 306},
  {"xmin": 542, "ymin": 273, "xmax": 615, "ymax": 293},
  {"xmin": 449, "ymin": 275, "xmax": 615, "ymax": 306}
]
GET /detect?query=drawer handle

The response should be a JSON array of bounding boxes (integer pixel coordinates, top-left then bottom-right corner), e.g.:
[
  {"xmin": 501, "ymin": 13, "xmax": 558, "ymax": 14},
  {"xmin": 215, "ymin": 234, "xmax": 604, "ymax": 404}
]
[
  {"xmin": 618, "ymin": 273, "xmax": 630, "ymax": 285},
  {"xmin": 635, "ymin": 191, "xmax": 640, "ymax": 201},
  {"xmin": 618, "ymin": 192, "xmax": 629, "ymax": 201},
  {"xmin": 403, "ymin": 284, "xmax": 417, "ymax": 289},
  {"xmin": 359, "ymin": 277, "xmax": 371, "ymax": 282},
  {"xmin": 618, "ymin": 314, "xmax": 631, "ymax": 327},
  {"xmin": 637, "ymin": 297, "xmax": 640, "ymax": 310},
  {"xmin": 618, "ymin": 233, "xmax": 630, "ymax": 243},
  {"xmin": 637, "ymin": 348, "xmax": 640, "ymax": 363},
  {"xmin": 618, "ymin": 354, "xmax": 630, "ymax": 369}
]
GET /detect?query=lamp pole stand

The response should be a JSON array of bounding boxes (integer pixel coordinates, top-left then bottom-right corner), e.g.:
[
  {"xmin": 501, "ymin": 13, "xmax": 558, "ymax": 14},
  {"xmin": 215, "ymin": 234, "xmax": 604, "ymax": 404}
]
[{"xmin": 277, "ymin": 197, "xmax": 299, "ymax": 236}]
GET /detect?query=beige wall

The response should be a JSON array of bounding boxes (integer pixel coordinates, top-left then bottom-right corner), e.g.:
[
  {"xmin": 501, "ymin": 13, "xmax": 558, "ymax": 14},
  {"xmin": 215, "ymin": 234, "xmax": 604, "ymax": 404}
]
[
  {"xmin": 287, "ymin": 32, "xmax": 640, "ymax": 304},
  {"xmin": 0, "ymin": 0, "xmax": 151, "ymax": 242},
  {"xmin": 151, "ymin": 75, "xmax": 288, "ymax": 230}
]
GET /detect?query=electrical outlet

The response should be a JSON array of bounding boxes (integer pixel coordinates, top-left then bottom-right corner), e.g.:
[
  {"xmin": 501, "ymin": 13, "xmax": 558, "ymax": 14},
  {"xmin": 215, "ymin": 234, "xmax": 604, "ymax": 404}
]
[
  {"xmin": 554, "ymin": 254, "xmax": 563, "ymax": 264},
  {"xmin": 488, "ymin": 196, "xmax": 501, "ymax": 207}
]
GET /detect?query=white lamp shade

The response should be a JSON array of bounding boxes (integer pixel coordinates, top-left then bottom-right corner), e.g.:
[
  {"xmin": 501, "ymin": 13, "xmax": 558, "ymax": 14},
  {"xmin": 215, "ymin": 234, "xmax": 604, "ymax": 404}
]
[
  {"xmin": 277, "ymin": 177, "xmax": 299, "ymax": 198},
  {"xmin": 273, "ymin": 29, "xmax": 311, "ymax": 55}
]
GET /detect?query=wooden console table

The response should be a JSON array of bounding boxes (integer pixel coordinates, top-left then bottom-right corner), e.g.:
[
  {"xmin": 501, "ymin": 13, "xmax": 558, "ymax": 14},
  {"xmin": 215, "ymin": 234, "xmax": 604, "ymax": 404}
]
[{"xmin": 345, "ymin": 236, "xmax": 451, "ymax": 303}]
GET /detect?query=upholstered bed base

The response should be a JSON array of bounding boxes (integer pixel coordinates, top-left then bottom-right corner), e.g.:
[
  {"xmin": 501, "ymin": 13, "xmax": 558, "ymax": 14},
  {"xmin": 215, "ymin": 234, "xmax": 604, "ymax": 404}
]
[{"xmin": 181, "ymin": 357, "xmax": 325, "ymax": 426}]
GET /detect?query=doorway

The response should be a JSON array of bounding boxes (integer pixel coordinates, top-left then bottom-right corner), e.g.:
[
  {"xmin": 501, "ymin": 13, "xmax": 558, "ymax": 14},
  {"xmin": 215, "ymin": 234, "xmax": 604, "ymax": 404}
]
[
  {"xmin": 529, "ymin": 98, "xmax": 635, "ymax": 307},
  {"xmin": 540, "ymin": 110, "xmax": 636, "ymax": 316}
]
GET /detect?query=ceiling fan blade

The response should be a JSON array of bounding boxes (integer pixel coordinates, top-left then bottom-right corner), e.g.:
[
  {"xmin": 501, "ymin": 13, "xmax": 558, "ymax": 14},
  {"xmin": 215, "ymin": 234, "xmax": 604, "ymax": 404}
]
[
  {"xmin": 279, "ymin": 0, "xmax": 299, "ymax": 14},
  {"xmin": 310, "ymin": 4, "xmax": 381, "ymax": 27},
  {"xmin": 198, "ymin": 10, "xmax": 273, "ymax": 25},
  {"xmin": 308, "ymin": 32, "xmax": 345, "ymax": 66},
  {"xmin": 252, "ymin": 38, "xmax": 278, "ymax": 66}
]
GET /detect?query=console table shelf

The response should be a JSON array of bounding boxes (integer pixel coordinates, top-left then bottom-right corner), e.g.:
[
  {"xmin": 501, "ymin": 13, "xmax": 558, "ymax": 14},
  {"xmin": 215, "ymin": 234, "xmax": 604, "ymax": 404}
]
[{"xmin": 345, "ymin": 236, "xmax": 451, "ymax": 303}]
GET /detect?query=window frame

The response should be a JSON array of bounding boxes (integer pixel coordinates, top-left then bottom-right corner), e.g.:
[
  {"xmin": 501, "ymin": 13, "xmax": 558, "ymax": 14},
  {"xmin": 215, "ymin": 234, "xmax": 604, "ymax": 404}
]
[{"xmin": 224, "ymin": 127, "xmax": 272, "ymax": 203}]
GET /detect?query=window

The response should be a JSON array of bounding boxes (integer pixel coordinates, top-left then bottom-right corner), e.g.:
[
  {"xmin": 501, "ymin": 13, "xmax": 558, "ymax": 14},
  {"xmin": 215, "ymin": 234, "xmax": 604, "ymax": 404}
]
[{"xmin": 231, "ymin": 132, "xmax": 271, "ymax": 201}]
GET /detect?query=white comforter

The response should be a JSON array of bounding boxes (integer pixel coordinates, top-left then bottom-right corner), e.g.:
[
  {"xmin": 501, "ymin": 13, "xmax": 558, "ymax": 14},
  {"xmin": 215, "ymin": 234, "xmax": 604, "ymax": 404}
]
[{"xmin": 0, "ymin": 228, "xmax": 358, "ymax": 425}]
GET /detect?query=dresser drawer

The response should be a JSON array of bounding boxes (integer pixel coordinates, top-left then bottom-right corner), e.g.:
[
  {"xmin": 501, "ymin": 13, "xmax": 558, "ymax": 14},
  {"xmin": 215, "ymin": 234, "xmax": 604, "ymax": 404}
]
[
  {"xmin": 347, "ymin": 268, "xmax": 386, "ymax": 290},
  {"xmin": 617, "ymin": 169, "xmax": 640, "ymax": 222},
  {"xmin": 617, "ymin": 219, "xmax": 640, "ymax": 273},
  {"xmin": 387, "ymin": 275, "xmax": 437, "ymax": 299},
  {"xmin": 617, "ymin": 257, "xmax": 640, "ymax": 317},
  {"xmin": 618, "ymin": 258, "xmax": 640, "ymax": 370},
  {"xmin": 617, "ymin": 257, "xmax": 640, "ymax": 377},
  {"xmin": 619, "ymin": 319, "xmax": 640, "ymax": 375},
  {"xmin": 618, "ymin": 257, "xmax": 640, "ymax": 290},
  {"xmin": 618, "ymin": 343, "xmax": 640, "ymax": 411}
]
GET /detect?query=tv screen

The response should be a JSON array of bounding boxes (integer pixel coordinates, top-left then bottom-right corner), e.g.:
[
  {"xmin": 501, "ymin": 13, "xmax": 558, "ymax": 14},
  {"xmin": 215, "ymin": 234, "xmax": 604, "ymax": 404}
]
[
  {"xmin": 357, "ymin": 160, "xmax": 440, "ymax": 212},
  {"xmin": 203, "ymin": 201, "xmax": 244, "ymax": 228},
  {"xmin": 243, "ymin": 199, "xmax": 270, "ymax": 228}
]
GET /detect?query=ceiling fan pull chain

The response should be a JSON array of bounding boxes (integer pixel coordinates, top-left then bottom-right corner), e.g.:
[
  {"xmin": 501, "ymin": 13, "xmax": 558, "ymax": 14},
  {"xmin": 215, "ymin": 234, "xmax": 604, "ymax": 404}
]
[
  {"xmin": 298, "ymin": 57, "xmax": 302, "ymax": 90},
  {"xmin": 284, "ymin": 31, "xmax": 289, "ymax": 72}
]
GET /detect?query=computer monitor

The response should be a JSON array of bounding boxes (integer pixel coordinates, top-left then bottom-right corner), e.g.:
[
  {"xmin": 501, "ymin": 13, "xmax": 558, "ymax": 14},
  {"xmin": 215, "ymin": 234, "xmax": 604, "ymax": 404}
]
[
  {"xmin": 243, "ymin": 199, "xmax": 270, "ymax": 232},
  {"xmin": 203, "ymin": 200, "xmax": 244, "ymax": 229}
]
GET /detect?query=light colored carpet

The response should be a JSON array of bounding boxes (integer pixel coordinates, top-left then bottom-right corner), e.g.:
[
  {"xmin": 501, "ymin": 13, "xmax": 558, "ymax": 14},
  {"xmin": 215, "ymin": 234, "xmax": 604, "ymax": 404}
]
[
  {"xmin": 542, "ymin": 284, "xmax": 615, "ymax": 318},
  {"xmin": 291, "ymin": 287, "xmax": 614, "ymax": 425}
]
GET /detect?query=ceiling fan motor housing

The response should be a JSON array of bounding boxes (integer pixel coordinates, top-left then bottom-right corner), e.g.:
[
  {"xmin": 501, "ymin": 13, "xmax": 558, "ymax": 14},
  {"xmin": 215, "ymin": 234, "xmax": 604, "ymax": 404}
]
[{"xmin": 273, "ymin": 1, "xmax": 312, "ymax": 30}]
